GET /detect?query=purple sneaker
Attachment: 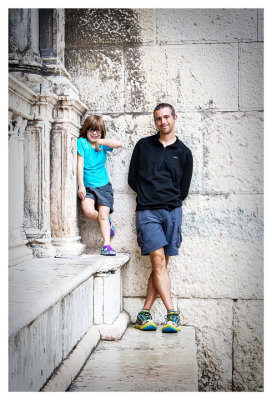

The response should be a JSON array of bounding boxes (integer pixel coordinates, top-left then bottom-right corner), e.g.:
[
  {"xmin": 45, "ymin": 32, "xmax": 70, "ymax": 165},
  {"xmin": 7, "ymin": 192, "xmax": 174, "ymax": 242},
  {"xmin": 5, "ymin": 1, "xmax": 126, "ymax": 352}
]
[
  {"xmin": 101, "ymin": 245, "xmax": 116, "ymax": 256},
  {"xmin": 109, "ymin": 217, "xmax": 115, "ymax": 237}
]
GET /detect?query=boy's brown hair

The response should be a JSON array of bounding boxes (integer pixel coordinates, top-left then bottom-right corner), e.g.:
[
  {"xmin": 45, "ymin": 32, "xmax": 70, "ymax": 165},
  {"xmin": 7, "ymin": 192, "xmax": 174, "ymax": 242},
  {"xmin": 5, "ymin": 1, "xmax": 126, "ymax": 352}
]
[{"xmin": 79, "ymin": 115, "xmax": 106, "ymax": 139}]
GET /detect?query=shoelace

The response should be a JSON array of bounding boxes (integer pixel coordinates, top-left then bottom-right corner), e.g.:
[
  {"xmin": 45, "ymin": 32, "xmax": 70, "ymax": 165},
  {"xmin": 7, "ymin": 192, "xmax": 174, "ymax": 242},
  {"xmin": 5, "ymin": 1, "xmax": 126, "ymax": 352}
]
[
  {"xmin": 165, "ymin": 313, "xmax": 179, "ymax": 323},
  {"xmin": 138, "ymin": 311, "xmax": 151, "ymax": 322}
]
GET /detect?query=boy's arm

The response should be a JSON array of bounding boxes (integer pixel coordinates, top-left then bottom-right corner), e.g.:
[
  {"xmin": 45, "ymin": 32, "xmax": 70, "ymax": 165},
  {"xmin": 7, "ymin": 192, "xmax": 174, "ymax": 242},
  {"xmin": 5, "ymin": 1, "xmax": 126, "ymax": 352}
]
[
  {"xmin": 77, "ymin": 153, "xmax": 86, "ymax": 200},
  {"xmin": 96, "ymin": 138, "xmax": 121, "ymax": 150}
]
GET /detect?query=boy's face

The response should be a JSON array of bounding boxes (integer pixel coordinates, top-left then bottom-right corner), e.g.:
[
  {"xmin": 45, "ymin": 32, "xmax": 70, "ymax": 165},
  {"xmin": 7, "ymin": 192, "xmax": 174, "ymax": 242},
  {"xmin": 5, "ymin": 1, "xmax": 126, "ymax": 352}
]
[
  {"xmin": 154, "ymin": 107, "xmax": 177, "ymax": 135},
  {"xmin": 86, "ymin": 128, "xmax": 102, "ymax": 143}
]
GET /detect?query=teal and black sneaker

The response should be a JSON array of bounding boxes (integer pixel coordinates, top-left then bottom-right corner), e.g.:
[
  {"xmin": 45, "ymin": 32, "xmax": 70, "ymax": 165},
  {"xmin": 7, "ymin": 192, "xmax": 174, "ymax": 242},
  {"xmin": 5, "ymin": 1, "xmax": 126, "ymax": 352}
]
[
  {"xmin": 135, "ymin": 309, "xmax": 157, "ymax": 331},
  {"xmin": 162, "ymin": 311, "xmax": 181, "ymax": 333}
]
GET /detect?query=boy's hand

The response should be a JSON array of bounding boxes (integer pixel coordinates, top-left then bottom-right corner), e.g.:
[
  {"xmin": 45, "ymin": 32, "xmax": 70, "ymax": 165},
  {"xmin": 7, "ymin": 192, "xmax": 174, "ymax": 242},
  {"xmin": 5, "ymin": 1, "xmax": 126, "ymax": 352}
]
[
  {"xmin": 78, "ymin": 185, "xmax": 86, "ymax": 200},
  {"xmin": 95, "ymin": 139, "xmax": 102, "ymax": 152}
]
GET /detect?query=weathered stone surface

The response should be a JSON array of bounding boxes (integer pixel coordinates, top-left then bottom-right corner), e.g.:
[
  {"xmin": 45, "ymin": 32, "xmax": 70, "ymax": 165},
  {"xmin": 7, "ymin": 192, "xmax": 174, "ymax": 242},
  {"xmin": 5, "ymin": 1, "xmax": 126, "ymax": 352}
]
[
  {"xmin": 9, "ymin": 304, "xmax": 63, "ymax": 391},
  {"xmin": 233, "ymin": 300, "xmax": 264, "ymax": 391},
  {"xmin": 68, "ymin": 326, "xmax": 198, "ymax": 392},
  {"xmin": 178, "ymin": 299, "xmax": 233, "ymax": 391},
  {"xmin": 122, "ymin": 236, "xmax": 263, "ymax": 299},
  {"xmin": 66, "ymin": 47, "xmax": 124, "ymax": 113},
  {"xmin": 239, "ymin": 43, "xmax": 263, "ymax": 110},
  {"xmin": 183, "ymin": 193, "xmax": 263, "ymax": 241},
  {"xmin": 62, "ymin": 278, "xmax": 94, "ymax": 358},
  {"xmin": 170, "ymin": 237, "xmax": 263, "ymax": 299},
  {"xmin": 156, "ymin": 9, "xmax": 257, "ymax": 43},
  {"xmin": 93, "ymin": 269, "xmax": 121, "ymax": 324},
  {"xmin": 123, "ymin": 298, "xmax": 233, "ymax": 391},
  {"xmin": 125, "ymin": 44, "xmax": 238, "ymax": 112},
  {"xmin": 65, "ymin": 9, "xmax": 155, "ymax": 45},
  {"xmin": 203, "ymin": 112, "xmax": 263, "ymax": 193},
  {"xmin": 9, "ymin": 9, "xmax": 41, "ymax": 65},
  {"xmin": 257, "ymin": 9, "xmax": 264, "ymax": 42}
]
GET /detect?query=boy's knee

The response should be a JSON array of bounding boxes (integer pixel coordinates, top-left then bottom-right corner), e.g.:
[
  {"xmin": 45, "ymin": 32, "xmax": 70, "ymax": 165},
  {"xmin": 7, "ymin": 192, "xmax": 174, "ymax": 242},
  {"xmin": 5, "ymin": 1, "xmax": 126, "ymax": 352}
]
[
  {"xmin": 98, "ymin": 209, "xmax": 109, "ymax": 221},
  {"xmin": 84, "ymin": 208, "xmax": 97, "ymax": 219}
]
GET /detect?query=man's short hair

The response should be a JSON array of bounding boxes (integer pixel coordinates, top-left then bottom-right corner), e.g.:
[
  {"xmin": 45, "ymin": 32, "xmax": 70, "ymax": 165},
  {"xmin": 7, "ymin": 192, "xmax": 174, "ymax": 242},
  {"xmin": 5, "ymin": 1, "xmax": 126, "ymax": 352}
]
[{"xmin": 153, "ymin": 103, "xmax": 176, "ymax": 118}]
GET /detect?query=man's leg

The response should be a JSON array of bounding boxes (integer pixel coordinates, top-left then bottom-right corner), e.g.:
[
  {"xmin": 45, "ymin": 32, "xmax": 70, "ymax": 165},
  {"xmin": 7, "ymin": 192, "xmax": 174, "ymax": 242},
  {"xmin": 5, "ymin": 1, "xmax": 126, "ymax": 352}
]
[
  {"xmin": 148, "ymin": 249, "xmax": 174, "ymax": 311},
  {"xmin": 143, "ymin": 256, "xmax": 169, "ymax": 310}
]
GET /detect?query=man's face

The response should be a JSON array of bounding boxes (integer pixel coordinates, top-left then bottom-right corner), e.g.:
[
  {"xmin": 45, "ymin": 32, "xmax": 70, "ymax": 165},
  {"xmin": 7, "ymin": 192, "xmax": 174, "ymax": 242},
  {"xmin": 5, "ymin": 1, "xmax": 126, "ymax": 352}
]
[{"xmin": 154, "ymin": 107, "xmax": 177, "ymax": 135}]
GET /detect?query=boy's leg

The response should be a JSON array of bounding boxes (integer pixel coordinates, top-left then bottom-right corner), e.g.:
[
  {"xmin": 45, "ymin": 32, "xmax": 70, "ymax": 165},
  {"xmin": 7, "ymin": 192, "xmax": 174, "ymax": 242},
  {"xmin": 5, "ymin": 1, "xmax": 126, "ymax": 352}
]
[
  {"xmin": 143, "ymin": 256, "xmax": 169, "ymax": 310},
  {"xmin": 81, "ymin": 198, "xmax": 98, "ymax": 220},
  {"xmin": 97, "ymin": 204, "xmax": 111, "ymax": 246}
]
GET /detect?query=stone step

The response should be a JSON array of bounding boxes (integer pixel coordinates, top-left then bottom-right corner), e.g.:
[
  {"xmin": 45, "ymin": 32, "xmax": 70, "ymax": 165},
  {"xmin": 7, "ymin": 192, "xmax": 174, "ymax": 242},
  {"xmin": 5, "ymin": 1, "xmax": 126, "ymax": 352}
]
[
  {"xmin": 68, "ymin": 326, "xmax": 198, "ymax": 392},
  {"xmin": 9, "ymin": 253, "xmax": 130, "ymax": 392}
]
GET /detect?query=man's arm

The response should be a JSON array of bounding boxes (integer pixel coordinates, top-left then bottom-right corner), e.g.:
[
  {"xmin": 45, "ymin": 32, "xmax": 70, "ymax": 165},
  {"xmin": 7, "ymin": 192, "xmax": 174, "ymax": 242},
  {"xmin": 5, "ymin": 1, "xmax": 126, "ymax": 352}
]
[
  {"xmin": 128, "ymin": 141, "xmax": 140, "ymax": 193},
  {"xmin": 180, "ymin": 150, "xmax": 193, "ymax": 201}
]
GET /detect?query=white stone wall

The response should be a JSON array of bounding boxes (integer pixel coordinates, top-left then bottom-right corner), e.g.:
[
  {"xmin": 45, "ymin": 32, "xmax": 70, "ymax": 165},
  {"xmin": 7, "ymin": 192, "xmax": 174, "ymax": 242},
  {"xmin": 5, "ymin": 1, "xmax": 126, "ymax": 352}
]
[{"xmin": 69, "ymin": 8, "xmax": 263, "ymax": 391}]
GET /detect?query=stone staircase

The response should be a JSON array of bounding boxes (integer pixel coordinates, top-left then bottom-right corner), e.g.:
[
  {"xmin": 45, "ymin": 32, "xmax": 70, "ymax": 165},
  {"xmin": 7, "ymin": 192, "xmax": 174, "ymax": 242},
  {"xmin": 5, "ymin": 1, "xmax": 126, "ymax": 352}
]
[
  {"xmin": 8, "ymin": 253, "xmax": 130, "ymax": 391},
  {"xmin": 9, "ymin": 252, "xmax": 199, "ymax": 392}
]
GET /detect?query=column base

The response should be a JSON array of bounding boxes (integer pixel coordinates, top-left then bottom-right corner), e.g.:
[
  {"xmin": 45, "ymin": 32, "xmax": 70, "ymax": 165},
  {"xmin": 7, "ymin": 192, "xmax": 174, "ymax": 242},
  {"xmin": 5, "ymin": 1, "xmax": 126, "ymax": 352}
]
[
  {"xmin": 27, "ymin": 238, "xmax": 57, "ymax": 258},
  {"xmin": 51, "ymin": 236, "xmax": 86, "ymax": 256}
]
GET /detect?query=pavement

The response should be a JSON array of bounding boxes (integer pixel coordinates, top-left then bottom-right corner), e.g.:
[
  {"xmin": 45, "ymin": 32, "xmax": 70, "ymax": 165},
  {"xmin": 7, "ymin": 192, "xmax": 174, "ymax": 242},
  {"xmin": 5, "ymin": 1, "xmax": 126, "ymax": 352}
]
[{"xmin": 68, "ymin": 326, "xmax": 198, "ymax": 392}]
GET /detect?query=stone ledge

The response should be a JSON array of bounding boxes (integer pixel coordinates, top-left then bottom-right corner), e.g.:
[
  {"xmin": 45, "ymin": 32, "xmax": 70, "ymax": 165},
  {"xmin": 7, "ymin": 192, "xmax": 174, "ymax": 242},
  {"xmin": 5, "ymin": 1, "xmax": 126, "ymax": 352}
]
[{"xmin": 9, "ymin": 253, "xmax": 131, "ymax": 338}]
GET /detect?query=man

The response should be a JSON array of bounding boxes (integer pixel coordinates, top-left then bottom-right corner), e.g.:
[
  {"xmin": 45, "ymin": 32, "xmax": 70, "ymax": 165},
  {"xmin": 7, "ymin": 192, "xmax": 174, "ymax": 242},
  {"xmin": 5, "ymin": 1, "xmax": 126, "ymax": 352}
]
[{"xmin": 128, "ymin": 103, "xmax": 193, "ymax": 333}]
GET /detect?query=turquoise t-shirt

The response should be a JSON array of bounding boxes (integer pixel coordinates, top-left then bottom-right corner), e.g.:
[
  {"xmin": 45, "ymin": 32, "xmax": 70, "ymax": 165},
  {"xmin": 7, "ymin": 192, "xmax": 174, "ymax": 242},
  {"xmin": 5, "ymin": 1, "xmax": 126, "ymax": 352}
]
[{"xmin": 77, "ymin": 137, "xmax": 113, "ymax": 188}]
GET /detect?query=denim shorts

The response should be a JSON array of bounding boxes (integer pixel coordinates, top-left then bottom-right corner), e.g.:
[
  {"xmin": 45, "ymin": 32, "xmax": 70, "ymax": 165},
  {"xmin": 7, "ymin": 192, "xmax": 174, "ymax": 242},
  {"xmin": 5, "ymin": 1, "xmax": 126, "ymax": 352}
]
[
  {"xmin": 136, "ymin": 207, "xmax": 182, "ymax": 256},
  {"xmin": 85, "ymin": 182, "xmax": 113, "ymax": 213}
]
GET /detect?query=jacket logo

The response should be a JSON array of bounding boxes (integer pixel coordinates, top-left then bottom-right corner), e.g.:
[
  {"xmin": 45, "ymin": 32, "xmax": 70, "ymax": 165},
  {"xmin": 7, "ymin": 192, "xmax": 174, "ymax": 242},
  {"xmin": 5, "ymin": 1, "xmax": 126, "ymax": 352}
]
[{"xmin": 173, "ymin": 156, "xmax": 178, "ymax": 159}]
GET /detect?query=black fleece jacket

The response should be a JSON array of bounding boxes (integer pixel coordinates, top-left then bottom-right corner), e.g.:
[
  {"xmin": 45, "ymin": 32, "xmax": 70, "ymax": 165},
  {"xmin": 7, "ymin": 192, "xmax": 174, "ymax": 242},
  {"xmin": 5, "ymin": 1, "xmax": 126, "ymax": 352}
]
[{"xmin": 128, "ymin": 132, "xmax": 193, "ymax": 211}]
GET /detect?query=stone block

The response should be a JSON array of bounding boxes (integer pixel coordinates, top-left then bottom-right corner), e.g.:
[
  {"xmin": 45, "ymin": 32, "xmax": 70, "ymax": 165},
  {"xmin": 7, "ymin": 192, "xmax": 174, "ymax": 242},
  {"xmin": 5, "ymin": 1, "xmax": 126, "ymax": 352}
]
[
  {"xmin": 203, "ymin": 112, "xmax": 263, "ymax": 193},
  {"xmin": 233, "ymin": 300, "xmax": 264, "ymax": 391},
  {"xmin": 239, "ymin": 43, "xmax": 263, "ymax": 110},
  {"xmin": 156, "ymin": 9, "xmax": 257, "ymax": 43},
  {"xmin": 65, "ymin": 47, "xmax": 124, "ymax": 113},
  {"xmin": 62, "ymin": 277, "xmax": 94, "ymax": 358},
  {"xmin": 93, "ymin": 270, "xmax": 121, "ymax": 324},
  {"xmin": 125, "ymin": 44, "xmax": 238, "ymax": 112},
  {"xmin": 65, "ymin": 9, "xmax": 155, "ymax": 45},
  {"xmin": 9, "ymin": 304, "xmax": 63, "ymax": 392}
]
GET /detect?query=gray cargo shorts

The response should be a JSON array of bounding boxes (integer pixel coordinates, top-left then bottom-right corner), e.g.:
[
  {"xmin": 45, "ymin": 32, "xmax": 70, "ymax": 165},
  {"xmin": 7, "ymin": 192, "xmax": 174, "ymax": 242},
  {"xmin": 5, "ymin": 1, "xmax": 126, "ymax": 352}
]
[
  {"xmin": 85, "ymin": 182, "xmax": 113, "ymax": 214},
  {"xmin": 136, "ymin": 207, "xmax": 182, "ymax": 256}
]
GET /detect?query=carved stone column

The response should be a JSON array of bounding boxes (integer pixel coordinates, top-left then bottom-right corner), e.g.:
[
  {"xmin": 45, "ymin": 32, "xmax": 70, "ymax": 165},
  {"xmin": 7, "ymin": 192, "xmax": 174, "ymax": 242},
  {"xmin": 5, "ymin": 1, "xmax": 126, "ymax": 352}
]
[
  {"xmin": 8, "ymin": 76, "xmax": 37, "ymax": 265},
  {"xmin": 50, "ymin": 97, "xmax": 87, "ymax": 255},
  {"xmin": 23, "ymin": 95, "xmax": 58, "ymax": 257}
]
